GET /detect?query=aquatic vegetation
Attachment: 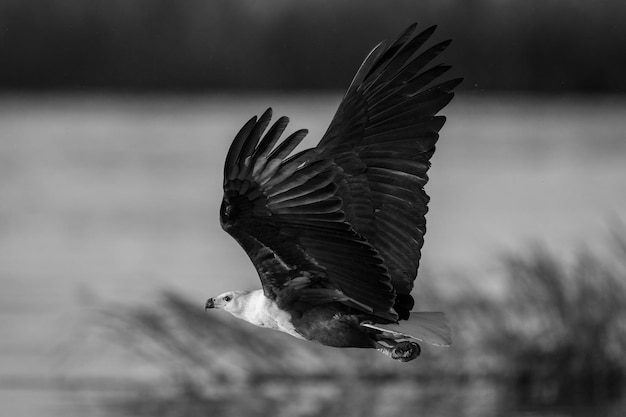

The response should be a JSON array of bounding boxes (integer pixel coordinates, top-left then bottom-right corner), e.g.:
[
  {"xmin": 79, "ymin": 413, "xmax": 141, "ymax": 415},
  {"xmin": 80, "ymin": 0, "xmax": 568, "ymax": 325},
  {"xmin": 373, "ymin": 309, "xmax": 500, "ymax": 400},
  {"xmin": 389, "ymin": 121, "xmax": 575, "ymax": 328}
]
[
  {"xmin": 98, "ymin": 231, "xmax": 626, "ymax": 416},
  {"xmin": 474, "ymin": 230, "xmax": 626, "ymax": 411}
]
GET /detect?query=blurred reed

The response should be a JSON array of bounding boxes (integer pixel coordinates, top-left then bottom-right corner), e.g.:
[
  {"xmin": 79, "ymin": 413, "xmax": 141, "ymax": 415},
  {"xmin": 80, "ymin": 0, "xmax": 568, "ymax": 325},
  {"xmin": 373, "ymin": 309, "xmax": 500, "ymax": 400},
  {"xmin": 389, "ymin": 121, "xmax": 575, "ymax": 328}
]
[
  {"xmin": 472, "ymin": 228, "xmax": 626, "ymax": 413},
  {"xmin": 92, "ymin": 229, "xmax": 626, "ymax": 417}
]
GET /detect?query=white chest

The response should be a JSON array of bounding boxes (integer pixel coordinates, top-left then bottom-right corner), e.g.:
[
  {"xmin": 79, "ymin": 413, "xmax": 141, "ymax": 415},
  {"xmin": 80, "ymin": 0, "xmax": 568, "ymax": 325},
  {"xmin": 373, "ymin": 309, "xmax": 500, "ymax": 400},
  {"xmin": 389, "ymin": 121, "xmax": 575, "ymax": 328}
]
[{"xmin": 234, "ymin": 290, "xmax": 304, "ymax": 340}]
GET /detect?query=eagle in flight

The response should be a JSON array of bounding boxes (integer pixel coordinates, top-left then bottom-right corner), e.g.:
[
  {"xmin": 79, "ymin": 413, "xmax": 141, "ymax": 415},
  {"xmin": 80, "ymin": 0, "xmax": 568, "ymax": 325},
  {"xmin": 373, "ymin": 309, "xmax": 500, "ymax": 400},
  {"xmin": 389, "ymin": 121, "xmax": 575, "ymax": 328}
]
[{"xmin": 205, "ymin": 24, "xmax": 461, "ymax": 362}]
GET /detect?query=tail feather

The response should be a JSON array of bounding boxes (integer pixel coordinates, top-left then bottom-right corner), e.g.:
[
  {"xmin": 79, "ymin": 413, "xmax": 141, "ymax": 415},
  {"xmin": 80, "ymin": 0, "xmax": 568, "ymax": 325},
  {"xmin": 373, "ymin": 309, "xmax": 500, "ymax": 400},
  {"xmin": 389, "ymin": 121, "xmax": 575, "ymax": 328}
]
[{"xmin": 362, "ymin": 312, "xmax": 452, "ymax": 347}]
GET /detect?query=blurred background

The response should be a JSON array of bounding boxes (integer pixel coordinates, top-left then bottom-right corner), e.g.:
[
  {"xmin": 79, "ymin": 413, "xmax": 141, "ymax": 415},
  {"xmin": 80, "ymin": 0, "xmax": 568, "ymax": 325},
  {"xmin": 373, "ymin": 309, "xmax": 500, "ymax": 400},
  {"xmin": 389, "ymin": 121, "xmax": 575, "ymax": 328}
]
[{"xmin": 1, "ymin": 1, "xmax": 626, "ymax": 416}]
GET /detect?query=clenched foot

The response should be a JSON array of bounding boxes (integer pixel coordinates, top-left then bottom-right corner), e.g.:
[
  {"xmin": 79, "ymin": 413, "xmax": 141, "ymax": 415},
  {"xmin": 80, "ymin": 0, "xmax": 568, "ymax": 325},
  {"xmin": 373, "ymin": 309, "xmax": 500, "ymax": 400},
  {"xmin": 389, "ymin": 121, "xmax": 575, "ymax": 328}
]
[
  {"xmin": 391, "ymin": 341, "xmax": 421, "ymax": 362},
  {"xmin": 376, "ymin": 341, "xmax": 421, "ymax": 362}
]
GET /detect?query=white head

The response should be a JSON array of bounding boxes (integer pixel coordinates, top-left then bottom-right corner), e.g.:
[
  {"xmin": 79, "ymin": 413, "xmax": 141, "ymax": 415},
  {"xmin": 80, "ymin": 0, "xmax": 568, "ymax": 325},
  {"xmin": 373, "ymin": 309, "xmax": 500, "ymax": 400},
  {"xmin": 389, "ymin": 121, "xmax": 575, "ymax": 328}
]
[{"xmin": 205, "ymin": 291, "xmax": 249, "ymax": 316}]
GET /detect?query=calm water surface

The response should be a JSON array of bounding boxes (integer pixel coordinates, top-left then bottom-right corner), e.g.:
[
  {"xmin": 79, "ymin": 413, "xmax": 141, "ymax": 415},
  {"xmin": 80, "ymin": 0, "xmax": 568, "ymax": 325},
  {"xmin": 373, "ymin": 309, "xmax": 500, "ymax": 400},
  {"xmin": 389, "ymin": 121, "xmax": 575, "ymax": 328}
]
[{"xmin": 1, "ymin": 94, "xmax": 625, "ymax": 416}]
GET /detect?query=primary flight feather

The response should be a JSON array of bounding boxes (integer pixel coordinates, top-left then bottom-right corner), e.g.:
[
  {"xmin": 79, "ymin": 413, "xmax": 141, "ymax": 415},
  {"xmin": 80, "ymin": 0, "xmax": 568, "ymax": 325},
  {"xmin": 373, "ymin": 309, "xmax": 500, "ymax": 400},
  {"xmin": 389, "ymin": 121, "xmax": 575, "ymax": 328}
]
[{"xmin": 205, "ymin": 23, "xmax": 461, "ymax": 362}]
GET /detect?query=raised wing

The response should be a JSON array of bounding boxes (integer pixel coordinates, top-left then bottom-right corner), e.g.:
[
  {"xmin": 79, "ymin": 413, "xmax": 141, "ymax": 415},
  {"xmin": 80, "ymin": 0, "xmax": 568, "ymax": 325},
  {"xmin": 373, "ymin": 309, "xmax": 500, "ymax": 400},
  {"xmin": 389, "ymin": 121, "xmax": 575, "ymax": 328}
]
[
  {"xmin": 317, "ymin": 24, "xmax": 462, "ymax": 319},
  {"xmin": 221, "ymin": 108, "xmax": 397, "ymax": 321},
  {"xmin": 221, "ymin": 24, "xmax": 460, "ymax": 322}
]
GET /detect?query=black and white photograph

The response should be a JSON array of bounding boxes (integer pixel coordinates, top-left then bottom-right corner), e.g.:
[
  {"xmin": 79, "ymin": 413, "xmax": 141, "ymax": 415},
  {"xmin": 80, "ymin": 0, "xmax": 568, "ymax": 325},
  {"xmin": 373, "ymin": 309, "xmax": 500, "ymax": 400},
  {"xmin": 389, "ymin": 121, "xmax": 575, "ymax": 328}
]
[{"xmin": 1, "ymin": 1, "xmax": 625, "ymax": 416}]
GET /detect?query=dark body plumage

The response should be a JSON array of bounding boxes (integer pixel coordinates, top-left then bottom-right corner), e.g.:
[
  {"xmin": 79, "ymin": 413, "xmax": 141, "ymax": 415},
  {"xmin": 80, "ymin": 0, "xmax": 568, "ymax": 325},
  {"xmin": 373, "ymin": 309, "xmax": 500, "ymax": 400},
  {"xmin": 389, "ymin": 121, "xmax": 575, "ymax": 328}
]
[{"xmin": 219, "ymin": 24, "xmax": 461, "ymax": 353}]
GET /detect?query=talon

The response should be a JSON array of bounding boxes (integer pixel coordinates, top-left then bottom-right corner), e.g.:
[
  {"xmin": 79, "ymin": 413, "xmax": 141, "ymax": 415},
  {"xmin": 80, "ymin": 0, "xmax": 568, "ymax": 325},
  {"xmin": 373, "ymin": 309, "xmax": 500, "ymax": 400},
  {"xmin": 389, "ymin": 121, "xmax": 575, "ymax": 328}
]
[
  {"xmin": 376, "ymin": 341, "xmax": 421, "ymax": 362},
  {"xmin": 391, "ymin": 341, "xmax": 421, "ymax": 362}
]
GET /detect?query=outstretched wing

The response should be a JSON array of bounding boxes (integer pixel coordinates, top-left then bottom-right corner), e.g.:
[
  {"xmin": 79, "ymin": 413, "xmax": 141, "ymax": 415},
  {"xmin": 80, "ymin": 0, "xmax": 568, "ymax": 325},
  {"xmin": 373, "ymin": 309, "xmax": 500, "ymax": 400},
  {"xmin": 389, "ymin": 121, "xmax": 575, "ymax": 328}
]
[
  {"xmin": 221, "ymin": 24, "xmax": 460, "ymax": 322},
  {"xmin": 317, "ymin": 24, "xmax": 462, "ymax": 319},
  {"xmin": 222, "ymin": 108, "xmax": 397, "ymax": 321}
]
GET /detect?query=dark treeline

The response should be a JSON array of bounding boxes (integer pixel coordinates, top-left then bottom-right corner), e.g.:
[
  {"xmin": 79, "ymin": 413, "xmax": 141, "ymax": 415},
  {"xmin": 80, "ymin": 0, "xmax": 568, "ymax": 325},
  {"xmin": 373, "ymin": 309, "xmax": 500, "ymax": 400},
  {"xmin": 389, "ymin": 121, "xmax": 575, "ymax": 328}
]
[{"xmin": 1, "ymin": 0, "xmax": 623, "ymax": 93}]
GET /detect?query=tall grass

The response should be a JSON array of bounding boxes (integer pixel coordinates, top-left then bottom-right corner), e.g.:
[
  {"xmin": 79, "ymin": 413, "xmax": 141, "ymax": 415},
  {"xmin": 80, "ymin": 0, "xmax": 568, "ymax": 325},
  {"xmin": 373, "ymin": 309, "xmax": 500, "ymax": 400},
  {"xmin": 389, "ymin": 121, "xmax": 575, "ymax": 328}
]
[
  {"xmin": 476, "ymin": 231, "xmax": 626, "ymax": 411},
  {"xmin": 95, "ymin": 231, "xmax": 626, "ymax": 416}
]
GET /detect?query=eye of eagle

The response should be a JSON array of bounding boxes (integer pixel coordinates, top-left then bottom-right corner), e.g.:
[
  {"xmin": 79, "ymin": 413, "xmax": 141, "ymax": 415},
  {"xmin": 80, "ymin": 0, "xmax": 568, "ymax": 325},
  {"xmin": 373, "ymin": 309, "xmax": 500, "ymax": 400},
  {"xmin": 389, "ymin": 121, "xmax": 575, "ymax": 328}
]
[{"xmin": 223, "ymin": 295, "xmax": 232, "ymax": 302}]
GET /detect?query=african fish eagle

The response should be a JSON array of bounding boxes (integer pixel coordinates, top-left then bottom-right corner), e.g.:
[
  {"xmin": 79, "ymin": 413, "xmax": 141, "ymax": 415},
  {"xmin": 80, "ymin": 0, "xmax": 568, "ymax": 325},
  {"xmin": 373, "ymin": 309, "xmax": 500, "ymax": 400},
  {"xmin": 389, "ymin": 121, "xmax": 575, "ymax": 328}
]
[{"xmin": 205, "ymin": 23, "xmax": 461, "ymax": 362}]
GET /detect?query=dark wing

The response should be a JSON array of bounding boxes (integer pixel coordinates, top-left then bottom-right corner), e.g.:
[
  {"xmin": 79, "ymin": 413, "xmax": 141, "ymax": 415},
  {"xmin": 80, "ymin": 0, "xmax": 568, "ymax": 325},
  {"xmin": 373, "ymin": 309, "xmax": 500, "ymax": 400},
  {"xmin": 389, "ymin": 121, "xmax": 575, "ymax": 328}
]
[
  {"xmin": 222, "ymin": 108, "xmax": 396, "ymax": 321},
  {"xmin": 221, "ymin": 24, "xmax": 460, "ymax": 322},
  {"xmin": 317, "ymin": 24, "xmax": 462, "ymax": 319}
]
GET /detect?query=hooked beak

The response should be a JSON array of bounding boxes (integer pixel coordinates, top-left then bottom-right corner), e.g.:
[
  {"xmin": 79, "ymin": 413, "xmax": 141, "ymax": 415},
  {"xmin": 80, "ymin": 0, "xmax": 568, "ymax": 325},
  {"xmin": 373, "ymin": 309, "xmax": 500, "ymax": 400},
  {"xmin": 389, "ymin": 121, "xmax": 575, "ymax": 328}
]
[{"xmin": 205, "ymin": 298, "xmax": 215, "ymax": 310}]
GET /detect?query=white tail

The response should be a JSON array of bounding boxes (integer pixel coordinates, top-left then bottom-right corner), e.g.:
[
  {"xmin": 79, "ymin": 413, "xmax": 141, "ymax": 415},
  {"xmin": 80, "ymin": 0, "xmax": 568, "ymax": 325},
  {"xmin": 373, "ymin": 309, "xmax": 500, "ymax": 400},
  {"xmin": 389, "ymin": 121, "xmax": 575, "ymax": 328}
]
[{"xmin": 361, "ymin": 312, "xmax": 452, "ymax": 347}]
